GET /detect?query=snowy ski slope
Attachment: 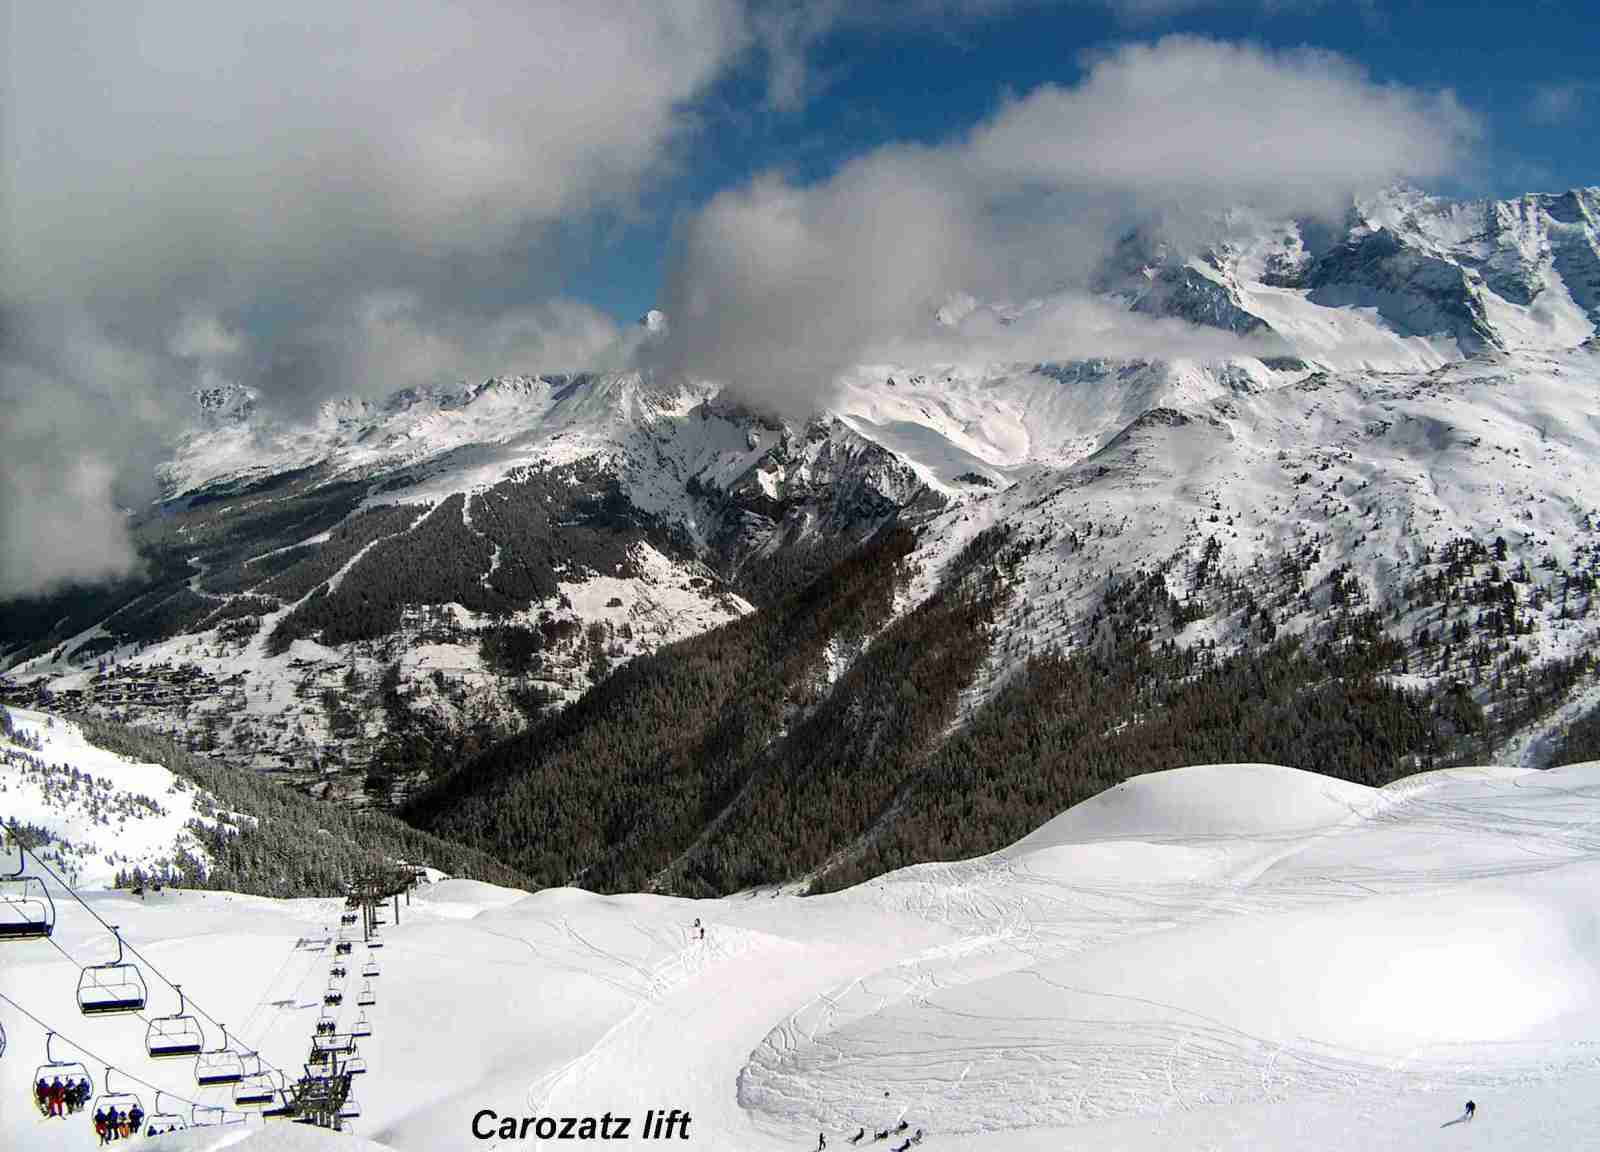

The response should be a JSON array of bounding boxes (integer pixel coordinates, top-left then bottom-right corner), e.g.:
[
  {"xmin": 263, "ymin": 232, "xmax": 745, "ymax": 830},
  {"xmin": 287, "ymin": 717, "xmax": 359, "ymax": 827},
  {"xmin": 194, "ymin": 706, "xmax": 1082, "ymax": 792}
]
[{"xmin": 4, "ymin": 712, "xmax": 1600, "ymax": 1150}]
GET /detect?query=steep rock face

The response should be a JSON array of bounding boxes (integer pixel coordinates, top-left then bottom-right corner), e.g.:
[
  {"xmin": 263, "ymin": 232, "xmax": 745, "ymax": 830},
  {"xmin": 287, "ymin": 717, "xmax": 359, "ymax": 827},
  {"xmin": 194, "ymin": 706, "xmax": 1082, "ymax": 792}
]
[{"xmin": 1299, "ymin": 225, "xmax": 1499, "ymax": 352}]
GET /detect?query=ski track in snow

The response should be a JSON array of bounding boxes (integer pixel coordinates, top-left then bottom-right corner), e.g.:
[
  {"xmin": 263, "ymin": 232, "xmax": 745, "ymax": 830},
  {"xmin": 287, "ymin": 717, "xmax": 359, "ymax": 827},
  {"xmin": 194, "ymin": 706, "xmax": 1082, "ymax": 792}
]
[{"xmin": 13, "ymin": 718, "xmax": 1600, "ymax": 1151}]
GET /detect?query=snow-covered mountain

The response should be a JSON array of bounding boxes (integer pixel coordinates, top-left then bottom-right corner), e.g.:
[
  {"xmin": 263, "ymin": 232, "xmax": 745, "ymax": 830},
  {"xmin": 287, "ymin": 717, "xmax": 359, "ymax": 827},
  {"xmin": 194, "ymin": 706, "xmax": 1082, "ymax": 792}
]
[
  {"xmin": 3, "ymin": 184, "xmax": 1598, "ymax": 808},
  {"xmin": 4, "ymin": 706, "xmax": 1600, "ymax": 1151}
]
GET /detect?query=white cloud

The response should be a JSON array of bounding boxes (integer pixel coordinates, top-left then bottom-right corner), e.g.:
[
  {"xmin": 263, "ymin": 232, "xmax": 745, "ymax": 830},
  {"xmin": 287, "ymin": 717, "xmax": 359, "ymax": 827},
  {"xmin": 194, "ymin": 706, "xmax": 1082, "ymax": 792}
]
[
  {"xmin": 0, "ymin": 1, "xmax": 750, "ymax": 594},
  {"xmin": 654, "ymin": 36, "xmax": 1481, "ymax": 412}
]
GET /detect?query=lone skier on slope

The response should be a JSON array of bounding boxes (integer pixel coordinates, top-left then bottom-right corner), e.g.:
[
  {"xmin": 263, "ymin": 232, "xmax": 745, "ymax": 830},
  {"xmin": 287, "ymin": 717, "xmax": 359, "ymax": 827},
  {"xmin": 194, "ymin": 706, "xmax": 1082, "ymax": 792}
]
[
  {"xmin": 850, "ymin": 1128, "xmax": 865, "ymax": 1144},
  {"xmin": 1465, "ymin": 1100, "xmax": 1476, "ymax": 1122}
]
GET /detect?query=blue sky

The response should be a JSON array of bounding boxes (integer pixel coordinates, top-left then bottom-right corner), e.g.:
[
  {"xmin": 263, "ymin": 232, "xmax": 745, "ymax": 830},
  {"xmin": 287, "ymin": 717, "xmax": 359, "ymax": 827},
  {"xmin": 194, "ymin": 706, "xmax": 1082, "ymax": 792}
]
[{"xmin": 576, "ymin": 1, "xmax": 1599, "ymax": 320}]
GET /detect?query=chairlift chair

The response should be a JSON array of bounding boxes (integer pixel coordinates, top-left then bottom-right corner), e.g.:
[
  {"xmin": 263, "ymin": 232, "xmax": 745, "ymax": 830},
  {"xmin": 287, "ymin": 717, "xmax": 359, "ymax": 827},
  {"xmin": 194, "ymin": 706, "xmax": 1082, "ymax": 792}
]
[
  {"xmin": 0, "ymin": 875, "xmax": 56, "ymax": 941},
  {"xmin": 194, "ymin": 1025, "xmax": 244, "ymax": 1087},
  {"xmin": 32, "ymin": 1033, "xmax": 92, "ymax": 1116},
  {"xmin": 77, "ymin": 927, "xmax": 148, "ymax": 1015},
  {"xmin": 144, "ymin": 1091, "xmax": 189, "ymax": 1137},
  {"xmin": 90, "ymin": 1066, "xmax": 144, "ymax": 1126},
  {"xmin": 361, "ymin": 957, "xmax": 380, "ymax": 978},
  {"xmin": 357, "ymin": 980, "xmax": 375, "ymax": 1007},
  {"xmin": 335, "ymin": 941, "xmax": 353, "ymax": 955},
  {"xmin": 312, "ymin": 1031, "xmax": 356, "ymax": 1055},
  {"xmin": 323, "ymin": 984, "xmax": 344, "ymax": 1006},
  {"xmin": 234, "ymin": 1053, "xmax": 277, "ymax": 1106},
  {"xmin": 351, "ymin": 1010, "xmax": 372, "ymax": 1038},
  {"xmin": 344, "ymin": 1052, "xmax": 367, "ymax": 1075},
  {"xmin": 366, "ymin": 931, "xmax": 384, "ymax": 950},
  {"xmin": 338, "ymin": 1091, "xmax": 362, "ymax": 1121},
  {"xmin": 145, "ymin": 985, "xmax": 204, "ymax": 1059},
  {"xmin": 261, "ymin": 1071, "xmax": 296, "ymax": 1119}
]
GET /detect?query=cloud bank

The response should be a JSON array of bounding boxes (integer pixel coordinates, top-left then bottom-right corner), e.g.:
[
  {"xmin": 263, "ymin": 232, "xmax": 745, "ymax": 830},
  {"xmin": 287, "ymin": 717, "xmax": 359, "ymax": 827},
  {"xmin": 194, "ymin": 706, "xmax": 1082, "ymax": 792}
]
[
  {"xmin": 1, "ymin": 14, "xmax": 1482, "ymax": 598},
  {"xmin": 1, "ymin": 0, "xmax": 749, "ymax": 595},
  {"xmin": 652, "ymin": 36, "xmax": 1479, "ymax": 414}
]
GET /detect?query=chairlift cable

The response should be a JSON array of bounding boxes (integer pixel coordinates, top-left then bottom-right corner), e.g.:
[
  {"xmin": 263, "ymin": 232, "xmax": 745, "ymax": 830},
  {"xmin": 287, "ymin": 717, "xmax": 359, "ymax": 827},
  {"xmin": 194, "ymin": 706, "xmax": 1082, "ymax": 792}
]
[
  {"xmin": 5, "ymin": 823, "xmax": 296, "ymax": 1089},
  {"xmin": 0, "ymin": 990, "xmax": 214, "ymax": 1114}
]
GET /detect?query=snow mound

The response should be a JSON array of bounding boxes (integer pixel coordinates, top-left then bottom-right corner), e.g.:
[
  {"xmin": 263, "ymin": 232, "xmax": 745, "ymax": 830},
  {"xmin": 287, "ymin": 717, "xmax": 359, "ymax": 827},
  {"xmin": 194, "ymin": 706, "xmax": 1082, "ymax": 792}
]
[
  {"xmin": 149, "ymin": 1124, "xmax": 397, "ymax": 1150},
  {"xmin": 1008, "ymin": 762, "xmax": 1376, "ymax": 850}
]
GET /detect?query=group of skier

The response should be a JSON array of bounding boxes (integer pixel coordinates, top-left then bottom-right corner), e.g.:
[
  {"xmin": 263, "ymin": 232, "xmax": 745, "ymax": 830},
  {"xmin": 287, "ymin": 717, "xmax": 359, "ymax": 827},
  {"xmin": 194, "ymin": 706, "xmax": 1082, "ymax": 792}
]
[
  {"xmin": 34, "ymin": 1075, "xmax": 90, "ymax": 1117},
  {"xmin": 824, "ymin": 1116, "xmax": 923, "ymax": 1152},
  {"xmin": 92, "ymin": 1103, "xmax": 146, "ymax": 1144}
]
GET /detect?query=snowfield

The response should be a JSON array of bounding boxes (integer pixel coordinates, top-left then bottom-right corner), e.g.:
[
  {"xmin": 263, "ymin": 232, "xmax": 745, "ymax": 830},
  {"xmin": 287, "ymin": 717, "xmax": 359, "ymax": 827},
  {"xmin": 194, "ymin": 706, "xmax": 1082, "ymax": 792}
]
[{"xmin": 5, "ymin": 713, "xmax": 1600, "ymax": 1151}]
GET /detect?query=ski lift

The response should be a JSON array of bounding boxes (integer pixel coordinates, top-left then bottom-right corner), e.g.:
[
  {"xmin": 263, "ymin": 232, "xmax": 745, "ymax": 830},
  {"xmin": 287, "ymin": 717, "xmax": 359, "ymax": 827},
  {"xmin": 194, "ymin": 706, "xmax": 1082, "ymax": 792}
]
[
  {"xmin": 31, "ymin": 1033, "xmax": 92, "ymax": 1116},
  {"xmin": 0, "ymin": 873, "xmax": 56, "ymax": 941},
  {"xmin": 330, "ymin": 963, "xmax": 348, "ymax": 978},
  {"xmin": 145, "ymin": 985, "xmax": 204, "ymax": 1058},
  {"xmin": 195, "ymin": 1025, "xmax": 244, "ymax": 1087},
  {"xmin": 143, "ymin": 1090, "xmax": 189, "ymax": 1137},
  {"xmin": 357, "ymin": 980, "xmax": 375, "ymax": 1007},
  {"xmin": 360, "ymin": 958, "xmax": 380, "ymax": 979},
  {"xmin": 234, "ymin": 1053, "xmax": 276, "ymax": 1106},
  {"xmin": 343, "ymin": 1051, "xmax": 367, "ymax": 1075},
  {"xmin": 338, "ymin": 1090, "xmax": 362, "ymax": 1121},
  {"xmin": 335, "ymin": 940, "xmax": 353, "ymax": 955},
  {"xmin": 366, "ymin": 931, "xmax": 384, "ymax": 950},
  {"xmin": 351, "ymin": 1010, "xmax": 372, "ymax": 1038},
  {"xmin": 91, "ymin": 1066, "xmax": 143, "ymax": 1125},
  {"xmin": 77, "ymin": 927, "xmax": 148, "ymax": 1015},
  {"xmin": 323, "ymin": 982, "xmax": 344, "ymax": 1007}
]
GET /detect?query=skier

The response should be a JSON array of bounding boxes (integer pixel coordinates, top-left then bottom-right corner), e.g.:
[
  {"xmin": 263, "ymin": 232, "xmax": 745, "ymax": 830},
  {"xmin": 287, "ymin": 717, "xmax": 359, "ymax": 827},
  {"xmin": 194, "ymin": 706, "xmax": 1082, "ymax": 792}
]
[
  {"xmin": 129, "ymin": 1102, "xmax": 145, "ymax": 1133},
  {"xmin": 874, "ymin": 1130, "xmax": 890, "ymax": 1141},
  {"xmin": 1465, "ymin": 1100, "xmax": 1476, "ymax": 1122},
  {"xmin": 850, "ymin": 1127, "xmax": 865, "ymax": 1144},
  {"xmin": 895, "ymin": 1120, "xmax": 909, "ymax": 1133},
  {"xmin": 893, "ymin": 1142, "xmax": 912, "ymax": 1152},
  {"xmin": 818, "ymin": 1134, "xmax": 827, "ymax": 1151},
  {"xmin": 912, "ymin": 1129, "xmax": 924, "ymax": 1144}
]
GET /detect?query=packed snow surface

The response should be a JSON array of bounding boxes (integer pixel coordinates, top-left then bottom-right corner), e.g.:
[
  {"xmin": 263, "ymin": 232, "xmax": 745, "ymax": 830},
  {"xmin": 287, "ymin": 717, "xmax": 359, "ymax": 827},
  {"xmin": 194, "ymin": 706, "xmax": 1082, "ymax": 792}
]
[{"xmin": 4, "ymin": 719, "xmax": 1600, "ymax": 1151}]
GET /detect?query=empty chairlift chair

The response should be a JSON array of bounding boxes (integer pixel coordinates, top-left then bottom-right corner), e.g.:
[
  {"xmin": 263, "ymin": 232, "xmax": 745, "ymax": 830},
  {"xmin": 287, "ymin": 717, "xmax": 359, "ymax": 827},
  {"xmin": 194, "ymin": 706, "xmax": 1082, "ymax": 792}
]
[
  {"xmin": 91, "ymin": 1067, "xmax": 143, "ymax": 1129},
  {"xmin": 261, "ymin": 1071, "xmax": 297, "ymax": 1119},
  {"xmin": 146, "ymin": 986, "xmax": 204, "ymax": 1059},
  {"xmin": 234, "ymin": 1053, "xmax": 277, "ymax": 1106},
  {"xmin": 77, "ymin": 928, "xmax": 147, "ymax": 1016},
  {"xmin": 351, "ymin": 1010, "xmax": 372, "ymax": 1038},
  {"xmin": 144, "ymin": 1091, "xmax": 189, "ymax": 1137},
  {"xmin": 357, "ymin": 980, "xmax": 375, "ymax": 1008},
  {"xmin": 1, "ymin": 827, "xmax": 56, "ymax": 941},
  {"xmin": 32, "ymin": 1033, "xmax": 92, "ymax": 1117},
  {"xmin": 360, "ymin": 958, "xmax": 380, "ymax": 979},
  {"xmin": 195, "ymin": 1026, "xmax": 245, "ymax": 1087}
]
